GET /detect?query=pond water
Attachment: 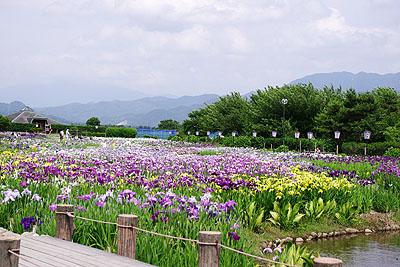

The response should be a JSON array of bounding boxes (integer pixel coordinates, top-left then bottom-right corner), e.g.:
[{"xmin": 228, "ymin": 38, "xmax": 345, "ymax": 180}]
[{"xmin": 303, "ymin": 231, "xmax": 400, "ymax": 267}]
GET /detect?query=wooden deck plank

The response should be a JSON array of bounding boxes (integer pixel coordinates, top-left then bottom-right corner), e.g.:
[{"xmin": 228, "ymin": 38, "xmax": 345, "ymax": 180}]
[
  {"xmin": 21, "ymin": 238, "xmax": 98, "ymax": 266},
  {"xmin": 20, "ymin": 235, "xmax": 155, "ymax": 267},
  {"xmin": 21, "ymin": 237, "xmax": 145, "ymax": 267}
]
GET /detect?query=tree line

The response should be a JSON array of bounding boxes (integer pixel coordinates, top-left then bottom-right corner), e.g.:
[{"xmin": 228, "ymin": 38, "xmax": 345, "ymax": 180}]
[{"xmin": 182, "ymin": 83, "xmax": 400, "ymax": 144}]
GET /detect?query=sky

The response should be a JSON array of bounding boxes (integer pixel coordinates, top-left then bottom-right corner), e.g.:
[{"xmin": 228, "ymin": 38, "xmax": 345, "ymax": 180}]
[{"xmin": 1, "ymin": 0, "xmax": 399, "ymax": 107}]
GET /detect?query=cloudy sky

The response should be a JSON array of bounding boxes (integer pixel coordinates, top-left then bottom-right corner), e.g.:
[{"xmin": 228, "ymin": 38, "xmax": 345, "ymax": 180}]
[{"xmin": 1, "ymin": 0, "xmax": 399, "ymax": 106}]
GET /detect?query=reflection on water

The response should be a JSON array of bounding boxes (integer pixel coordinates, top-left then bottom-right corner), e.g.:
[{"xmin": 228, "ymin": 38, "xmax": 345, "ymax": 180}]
[{"xmin": 303, "ymin": 231, "xmax": 400, "ymax": 267}]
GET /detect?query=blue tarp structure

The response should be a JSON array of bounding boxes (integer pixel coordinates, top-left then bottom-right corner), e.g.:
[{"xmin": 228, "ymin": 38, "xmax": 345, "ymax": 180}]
[{"xmin": 136, "ymin": 129, "xmax": 177, "ymax": 139}]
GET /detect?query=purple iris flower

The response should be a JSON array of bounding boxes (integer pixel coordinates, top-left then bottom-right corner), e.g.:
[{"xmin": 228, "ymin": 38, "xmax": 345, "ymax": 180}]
[
  {"xmin": 228, "ymin": 232, "xmax": 240, "ymax": 241},
  {"xmin": 49, "ymin": 203, "xmax": 57, "ymax": 211}
]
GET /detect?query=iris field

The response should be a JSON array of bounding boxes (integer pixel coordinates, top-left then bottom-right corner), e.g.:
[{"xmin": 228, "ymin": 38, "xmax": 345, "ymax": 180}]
[{"xmin": 1, "ymin": 134, "xmax": 400, "ymax": 266}]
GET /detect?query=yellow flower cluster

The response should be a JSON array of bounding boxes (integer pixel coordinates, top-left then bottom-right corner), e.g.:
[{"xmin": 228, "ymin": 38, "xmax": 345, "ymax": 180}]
[{"xmin": 248, "ymin": 166, "xmax": 355, "ymax": 200}]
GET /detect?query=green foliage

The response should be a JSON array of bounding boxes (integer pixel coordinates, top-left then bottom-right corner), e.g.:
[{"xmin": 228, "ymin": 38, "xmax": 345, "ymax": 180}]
[
  {"xmin": 183, "ymin": 92, "xmax": 250, "ymax": 135},
  {"xmin": 275, "ymin": 145, "xmax": 289, "ymax": 152},
  {"xmin": 7, "ymin": 122, "xmax": 37, "ymax": 132},
  {"xmin": 384, "ymin": 147, "xmax": 400, "ymax": 158},
  {"xmin": 334, "ymin": 201, "xmax": 358, "ymax": 224},
  {"xmin": 342, "ymin": 142, "xmax": 392, "ymax": 155},
  {"xmin": 304, "ymin": 198, "xmax": 337, "ymax": 220},
  {"xmin": 87, "ymin": 132, "xmax": 106, "ymax": 137},
  {"xmin": 198, "ymin": 150, "xmax": 220, "ymax": 156},
  {"xmin": 86, "ymin": 117, "xmax": 101, "ymax": 126},
  {"xmin": 372, "ymin": 189, "xmax": 400, "ymax": 213},
  {"xmin": 157, "ymin": 119, "xmax": 181, "ymax": 130},
  {"xmin": 0, "ymin": 115, "xmax": 11, "ymax": 131},
  {"xmin": 250, "ymin": 83, "xmax": 326, "ymax": 137},
  {"xmin": 105, "ymin": 127, "xmax": 137, "ymax": 138},
  {"xmin": 243, "ymin": 202, "xmax": 264, "ymax": 232},
  {"xmin": 220, "ymin": 136, "xmax": 251, "ymax": 148},
  {"xmin": 268, "ymin": 201, "xmax": 304, "ymax": 229},
  {"xmin": 167, "ymin": 136, "xmax": 183, "ymax": 142},
  {"xmin": 179, "ymin": 84, "xmax": 400, "ymax": 155},
  {"xmin": 270, "ymin": 243, "xmax": 319, "ymax": 267}
]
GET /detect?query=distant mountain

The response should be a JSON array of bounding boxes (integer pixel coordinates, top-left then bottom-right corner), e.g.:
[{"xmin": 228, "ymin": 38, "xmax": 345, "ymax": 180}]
[
  {"xmin": 289, "ymin": 71, "xmax": 400, "ymax": 92},
  {"xmin": 0, "ymin": 82, "xmax": 149, "ymax": 107},
  {"xmin": 36, "ymin": 94, "xmax": 220, "ymax": 126},
  {"xmin": 0, "ymin": 101, "xmax": 26, "ymax": 116}
]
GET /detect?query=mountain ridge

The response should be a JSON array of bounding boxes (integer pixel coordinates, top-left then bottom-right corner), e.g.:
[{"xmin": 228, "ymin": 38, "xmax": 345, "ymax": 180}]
[{"xmin": 289, "ymin": 71, "xmax": 400, "ymax": 91}]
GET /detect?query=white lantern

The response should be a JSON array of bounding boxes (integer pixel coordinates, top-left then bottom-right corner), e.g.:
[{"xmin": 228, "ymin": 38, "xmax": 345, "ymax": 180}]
[
  {"xmin": 295, "ymin": 131, "xmax": 300, "ymax": 139},
  {"xmin": 334, "ymin": 131, "xmax": 340, "ymax": 139},
  {"xmin": 272, "ymin": 131, "xmax": 277, "ymax": 138},
  {"xmin": 252, "ymin": 132, "xmax": 257, "ymax": 137},
  {"xmin": 364, "ymin": 131, "xmax": 371, "ymax": 140},
  {"xmin": 307, "ymin": 132, "xmax": 313, "ymax": 139}
]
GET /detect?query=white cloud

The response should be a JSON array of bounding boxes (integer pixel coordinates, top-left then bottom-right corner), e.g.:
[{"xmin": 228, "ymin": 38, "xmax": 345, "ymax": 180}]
[{"xmin": 0, "ymin": 0, "xmax": 399, "ymax": 104}]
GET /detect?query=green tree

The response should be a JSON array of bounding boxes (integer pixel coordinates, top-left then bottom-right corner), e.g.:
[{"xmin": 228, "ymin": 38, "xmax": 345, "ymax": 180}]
[
  {"xmin": 86, "ymin": 117, "xmax": 101, "ymax": 126},
  {"xmin": 157, "ymin": 119, "xmax": 181, "ymax": 130},
  {"xmin": 183, "ymin": 92, "xmax": 250, "ymax": 135},
  {"xmin": 249, "ymin": 83, "xmax": 325, "ymax": 137},
  {"xmin": 0, "ymin": 115, "xmax": 11, "ymax": 131}
]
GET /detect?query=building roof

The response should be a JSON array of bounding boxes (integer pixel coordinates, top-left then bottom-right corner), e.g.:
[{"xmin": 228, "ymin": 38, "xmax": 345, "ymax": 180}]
[{"xmin": 7, "ymin": 106, "xmax": 60, "ymax": 125}]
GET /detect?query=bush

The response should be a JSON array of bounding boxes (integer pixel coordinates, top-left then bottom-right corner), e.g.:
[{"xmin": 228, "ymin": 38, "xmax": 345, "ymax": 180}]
[
  {"xmin": 168, "ymin": 136, "xmax": 183, "ymax": 142},
  {"xmin": 342, "ymin": 142, "xmax": 392, "ymax": 156},
  {"xmin": 184, "ymin": 135, "xmax": 200, "ymax": 143},
  {"xmin": 7, "ymin": 123, "xmax": 37, "ymax": 133},
  {"xmin": 87, "ymin": 132, "xmax": 106, "ymax": 137},
  {"xmin": 142, "ymin": 134, "xmax": 158, "ymax": 139},
  {"xmin": 384, "ymin": 147, "xmax": 400, "ymax": 158},
  {"xmin": 342, "ymin": 142, "xmax": 365, "ymax": 155},
  {"xmin": 0, "ymin": 115, "xmax": 11, "ymax": 131},
  {"xmin": 105, "ymin": 127, "xmax": 137, "ymax": 138},
  {"xmin": 275, "ymin": 145, "xmax": 289, "ymax": 152}
]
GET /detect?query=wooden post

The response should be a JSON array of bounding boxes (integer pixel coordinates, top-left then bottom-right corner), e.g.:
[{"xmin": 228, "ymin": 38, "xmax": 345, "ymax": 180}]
[
  {"xmin": 117, "ymin": 214, "xmax": 138, "ymax": 259},
  {"xmin": 0, "ymin": 236, "xmax": 20, "ymax": 267},
  {"xmin": 56, "ymin": 204, "xmax": 75, "ymax": 241},
  {"xmin": 198, "ymin": 231, "xmax": 221, "ymax": 267},
  {"xmin": 314, "ymin": 257, "xmax": 343, "ymax": 267}
]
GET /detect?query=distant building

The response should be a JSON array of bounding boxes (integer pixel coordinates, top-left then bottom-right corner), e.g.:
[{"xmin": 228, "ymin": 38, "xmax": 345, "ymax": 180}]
[{"xmin": 7, "ymin": 106, "xmax": 59, "ymax": 133}]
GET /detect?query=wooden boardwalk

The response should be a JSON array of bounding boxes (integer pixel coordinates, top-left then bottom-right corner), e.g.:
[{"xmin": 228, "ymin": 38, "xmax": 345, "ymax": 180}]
[{"xmin": 19, "ymin": 235, "xmax": 155, "ymax": 267}]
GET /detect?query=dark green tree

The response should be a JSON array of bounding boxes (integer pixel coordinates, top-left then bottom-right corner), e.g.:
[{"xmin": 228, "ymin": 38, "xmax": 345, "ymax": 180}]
[
  {"xmin": 157, "ymin": 119, "xmax": 181, "ymax": 130},
  {"xmin": 86, "ymin": 117, "xmax": 101, "ymax": 126},
  {"xmin": 249, "ymin": 83, "xmax": 325, "ymax": 138},
  {"xmin": 0, "ymin": 115, "xmax": 11, "ymax": 131},
  {"xmin": 183, "ymin": 92, "xmax": 250, "ymax": 135}
]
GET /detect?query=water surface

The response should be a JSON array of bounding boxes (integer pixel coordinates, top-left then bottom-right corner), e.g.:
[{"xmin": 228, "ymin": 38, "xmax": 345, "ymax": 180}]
[{"xmin": 303, "ymin": 231, "xmax": 400, "ymax": 267}]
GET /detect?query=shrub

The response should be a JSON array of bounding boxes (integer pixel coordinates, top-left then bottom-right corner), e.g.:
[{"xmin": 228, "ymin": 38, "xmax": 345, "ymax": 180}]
[
  {"xmin": 105, "ymin": 127, "xmax": 137, "ymax": 138},
  {"xmin": 0, "ymin": 115, "xmax": 11, "ymax": 131},
  {"xmin": 384, "ymin": 147, "xmax": 400, "ymax": 158},
  {"xmin": 87, "ymin": 132, "xmax": 106, "ymax": 137},
  {"xmin": 275, "ymin": 145, "xmax": 289, "ymax": 152},
  {"xmin": 342, "ymin": 142, "xmax": 365, "ymax": 155},
  {"xmin": 7, "ymin": 123, "xmax": 37, "ymax": 133},
  {"xmin": 342, "ymin": 142, "xmax": 392, "ymax": 156}
]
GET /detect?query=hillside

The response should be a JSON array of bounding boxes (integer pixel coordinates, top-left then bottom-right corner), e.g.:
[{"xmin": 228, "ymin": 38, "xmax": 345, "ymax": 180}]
[
  {"xmin": 0, "ymin": 101, "xmax": 26, "ymax": 116},
  {"xmin": 289, "ymin": 71, "xmax": 400, "ymax": 92},
  {"xmin": 36, "ymin": 94, "xmax": 220, "ymax": 126}
]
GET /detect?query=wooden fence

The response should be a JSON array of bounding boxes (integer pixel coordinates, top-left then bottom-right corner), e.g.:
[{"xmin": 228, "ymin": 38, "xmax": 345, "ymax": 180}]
[{"xmin": 1, "ymin": 204, "xmax": 343, "ymax": 267}]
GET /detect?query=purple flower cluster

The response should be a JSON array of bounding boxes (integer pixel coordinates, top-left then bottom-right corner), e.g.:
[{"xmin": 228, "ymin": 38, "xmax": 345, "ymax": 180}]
[
  {"xmin": 20, "ymin": 216, "xmax": 36, "ymax": 230},
  {"xmin": 228, "ymin": 231, "xmax": 240, "ymax": 241}
]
